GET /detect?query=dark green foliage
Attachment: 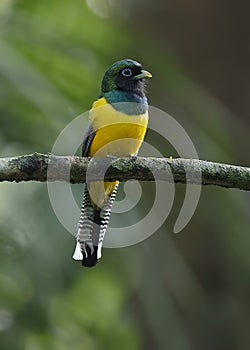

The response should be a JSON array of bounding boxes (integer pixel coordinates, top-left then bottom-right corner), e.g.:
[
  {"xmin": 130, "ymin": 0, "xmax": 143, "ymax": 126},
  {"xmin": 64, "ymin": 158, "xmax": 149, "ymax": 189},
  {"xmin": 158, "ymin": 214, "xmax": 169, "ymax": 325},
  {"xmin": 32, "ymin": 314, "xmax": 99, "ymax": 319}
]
[{"xmin": 0, "ymin": 1, "xmax": 249, "ymax": 349}]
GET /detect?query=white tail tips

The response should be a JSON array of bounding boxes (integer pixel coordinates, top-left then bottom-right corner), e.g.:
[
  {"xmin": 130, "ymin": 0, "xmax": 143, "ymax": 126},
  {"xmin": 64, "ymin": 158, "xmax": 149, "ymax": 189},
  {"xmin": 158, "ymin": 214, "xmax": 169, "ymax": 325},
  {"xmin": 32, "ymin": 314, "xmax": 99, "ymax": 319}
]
[
  {"xmin": 72, "ymin": 241, "xmax": 83, "ymax": 260},
  {"xmin": 97, "ymin": 245, "xmax": 102, "ymax": 260}
]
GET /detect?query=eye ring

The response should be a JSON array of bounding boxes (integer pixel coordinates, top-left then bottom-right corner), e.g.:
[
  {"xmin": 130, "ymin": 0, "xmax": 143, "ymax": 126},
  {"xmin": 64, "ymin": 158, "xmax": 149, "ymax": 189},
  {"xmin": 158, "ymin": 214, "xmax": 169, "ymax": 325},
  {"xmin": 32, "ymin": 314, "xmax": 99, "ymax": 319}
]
[{"xmin": 121, "ymin": 68, "xmax": 132, "ymax": 77}]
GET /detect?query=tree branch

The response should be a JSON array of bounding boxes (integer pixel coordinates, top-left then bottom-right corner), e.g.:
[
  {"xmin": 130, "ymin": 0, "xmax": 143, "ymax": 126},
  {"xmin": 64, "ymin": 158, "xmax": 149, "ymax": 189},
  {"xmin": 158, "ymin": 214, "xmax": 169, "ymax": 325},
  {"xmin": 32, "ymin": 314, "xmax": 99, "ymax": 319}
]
[{"xmin": 0, "ymin": 153, "xmax": 249, "ymax": 191}]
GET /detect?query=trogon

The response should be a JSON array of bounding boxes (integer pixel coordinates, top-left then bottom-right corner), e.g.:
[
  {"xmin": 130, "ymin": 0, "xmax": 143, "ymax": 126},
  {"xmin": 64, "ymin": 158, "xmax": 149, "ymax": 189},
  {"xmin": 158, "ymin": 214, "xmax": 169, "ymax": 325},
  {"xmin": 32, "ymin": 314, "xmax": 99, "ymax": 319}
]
[{"xmin": 73, "ymin": 59, "xmax": 152, "ymax": 267}]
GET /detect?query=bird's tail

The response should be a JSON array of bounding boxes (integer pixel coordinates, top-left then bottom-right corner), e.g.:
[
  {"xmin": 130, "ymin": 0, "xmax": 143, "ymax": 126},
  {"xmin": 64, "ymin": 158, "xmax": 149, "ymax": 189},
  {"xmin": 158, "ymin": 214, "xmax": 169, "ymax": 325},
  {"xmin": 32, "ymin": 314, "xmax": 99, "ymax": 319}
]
[{"xmin": 73, "ymin": 184, "xmax": 119, "ymax": 267}]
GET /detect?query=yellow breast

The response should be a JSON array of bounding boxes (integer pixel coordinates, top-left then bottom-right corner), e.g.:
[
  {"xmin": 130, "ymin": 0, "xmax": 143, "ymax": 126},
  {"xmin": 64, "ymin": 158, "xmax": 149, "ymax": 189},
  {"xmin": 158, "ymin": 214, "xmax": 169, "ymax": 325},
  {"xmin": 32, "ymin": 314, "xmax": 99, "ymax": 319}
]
[
  {"xmin": 87, "ymin": 97, "xmax": 148, "ymax": 208},
  {"xmin": 89, "ymin": 97, "xmax": 148, "ymax": 157}
]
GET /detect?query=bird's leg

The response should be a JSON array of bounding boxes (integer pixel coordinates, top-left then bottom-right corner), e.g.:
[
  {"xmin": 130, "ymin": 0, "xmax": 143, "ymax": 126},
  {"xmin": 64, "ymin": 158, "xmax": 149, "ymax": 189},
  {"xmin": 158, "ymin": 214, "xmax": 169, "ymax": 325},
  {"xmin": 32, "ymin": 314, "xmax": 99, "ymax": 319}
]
[{"xmin": 128, "ymin": 154, "xmax": 138, "ymax": 161}]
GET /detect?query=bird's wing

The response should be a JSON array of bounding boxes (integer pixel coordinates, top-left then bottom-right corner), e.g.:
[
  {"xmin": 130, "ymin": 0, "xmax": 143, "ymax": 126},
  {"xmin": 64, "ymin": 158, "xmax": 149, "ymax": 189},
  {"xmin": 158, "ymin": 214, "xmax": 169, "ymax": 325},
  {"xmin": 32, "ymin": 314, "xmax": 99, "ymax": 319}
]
[
  {"xmin": 82, "ymin": 122, "xmax": 95, "ymax": 157},
  {"xmin": 73, "ymin": 104, "xmax": 119, "ymax": 267}
]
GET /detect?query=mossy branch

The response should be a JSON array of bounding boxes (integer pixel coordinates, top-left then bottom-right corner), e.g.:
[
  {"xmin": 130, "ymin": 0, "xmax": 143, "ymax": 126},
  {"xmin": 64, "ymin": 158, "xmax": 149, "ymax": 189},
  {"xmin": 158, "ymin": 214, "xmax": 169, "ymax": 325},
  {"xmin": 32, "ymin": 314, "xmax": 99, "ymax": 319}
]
[{"xmin": 0, "ymin": 153, "xmax": 249, "ymax": 191}]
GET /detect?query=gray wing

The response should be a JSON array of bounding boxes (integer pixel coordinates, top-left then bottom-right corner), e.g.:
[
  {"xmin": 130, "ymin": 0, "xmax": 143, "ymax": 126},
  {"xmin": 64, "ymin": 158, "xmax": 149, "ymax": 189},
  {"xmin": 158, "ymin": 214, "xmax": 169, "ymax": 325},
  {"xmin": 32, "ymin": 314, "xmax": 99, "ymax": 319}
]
[{"xmin": 82, "ymin": 122, "xmax": 95, "ymax": 157}]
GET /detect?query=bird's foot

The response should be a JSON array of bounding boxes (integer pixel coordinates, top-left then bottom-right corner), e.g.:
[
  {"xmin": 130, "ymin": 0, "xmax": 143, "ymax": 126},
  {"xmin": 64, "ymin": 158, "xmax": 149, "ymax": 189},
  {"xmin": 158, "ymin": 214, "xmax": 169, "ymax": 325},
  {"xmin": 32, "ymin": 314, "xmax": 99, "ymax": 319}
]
[{"xmin": 128, "ymin": 155, "xmax": 137, "ymax": 161}]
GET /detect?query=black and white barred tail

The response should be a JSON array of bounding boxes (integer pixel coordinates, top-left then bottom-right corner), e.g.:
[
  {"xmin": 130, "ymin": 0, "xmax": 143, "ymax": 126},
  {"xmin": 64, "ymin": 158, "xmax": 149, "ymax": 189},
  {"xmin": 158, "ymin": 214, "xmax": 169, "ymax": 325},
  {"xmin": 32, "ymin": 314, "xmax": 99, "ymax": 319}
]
[{"xmin": 73, "ymin": 184, "xmax": 119, "ymax": 267}]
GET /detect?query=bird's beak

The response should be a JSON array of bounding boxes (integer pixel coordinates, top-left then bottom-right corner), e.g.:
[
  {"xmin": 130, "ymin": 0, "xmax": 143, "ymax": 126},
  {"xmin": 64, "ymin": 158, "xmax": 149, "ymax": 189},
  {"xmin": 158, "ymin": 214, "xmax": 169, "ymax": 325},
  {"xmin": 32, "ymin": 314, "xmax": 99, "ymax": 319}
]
[{"xmin": 134, "ymin": 70, "xmax": 152, "ymax": 80}]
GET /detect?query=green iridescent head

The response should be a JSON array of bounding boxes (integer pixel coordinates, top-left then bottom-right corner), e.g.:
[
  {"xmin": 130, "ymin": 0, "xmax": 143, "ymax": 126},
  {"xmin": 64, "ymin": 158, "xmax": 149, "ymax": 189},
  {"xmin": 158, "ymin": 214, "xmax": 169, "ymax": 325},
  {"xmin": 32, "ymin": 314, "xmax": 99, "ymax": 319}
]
[{"xmin": 101, "ymin": 59, "xmax": 152, "ymax": 96}]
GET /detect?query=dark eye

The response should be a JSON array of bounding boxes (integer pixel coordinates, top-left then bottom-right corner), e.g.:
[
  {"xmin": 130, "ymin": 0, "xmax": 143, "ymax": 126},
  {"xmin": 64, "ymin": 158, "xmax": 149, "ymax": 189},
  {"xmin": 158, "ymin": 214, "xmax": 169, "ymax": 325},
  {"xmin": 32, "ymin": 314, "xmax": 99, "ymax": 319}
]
[{"xmin": 121, "ymin": 68, "xmax": 132, "ymax": 77}]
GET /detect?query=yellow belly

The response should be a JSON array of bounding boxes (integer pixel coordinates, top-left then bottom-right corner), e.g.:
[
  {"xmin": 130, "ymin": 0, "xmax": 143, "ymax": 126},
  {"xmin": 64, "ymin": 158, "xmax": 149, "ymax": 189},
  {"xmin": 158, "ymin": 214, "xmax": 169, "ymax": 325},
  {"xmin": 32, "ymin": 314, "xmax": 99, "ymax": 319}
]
[
  {"xmin": 89, "ymin": 97, "xmax": 148, "ymax": 157},
  {"xmin": 88, "ymin": 97, "xmax": 148, "ymax": 208},
  {"xmin": 89, "ymin": 123, "xmax": 146, "ymax": 157}
]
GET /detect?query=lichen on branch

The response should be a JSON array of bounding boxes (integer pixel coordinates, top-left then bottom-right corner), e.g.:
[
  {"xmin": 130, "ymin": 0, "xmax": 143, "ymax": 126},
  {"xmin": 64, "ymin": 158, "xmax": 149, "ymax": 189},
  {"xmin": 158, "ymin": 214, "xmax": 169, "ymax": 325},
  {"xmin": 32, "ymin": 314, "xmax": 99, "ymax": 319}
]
[{"xmin": 0, "ymin": 153, "xmax": 249, "ymax": 191}]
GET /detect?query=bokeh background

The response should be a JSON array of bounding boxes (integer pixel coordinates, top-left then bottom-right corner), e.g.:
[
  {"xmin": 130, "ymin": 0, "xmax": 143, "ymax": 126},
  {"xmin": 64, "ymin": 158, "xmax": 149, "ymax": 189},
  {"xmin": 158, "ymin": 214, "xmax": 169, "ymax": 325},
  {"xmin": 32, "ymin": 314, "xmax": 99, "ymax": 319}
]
[{"xmin": 0, "ymin": 1, "xmax": 250, "ymax": 349}]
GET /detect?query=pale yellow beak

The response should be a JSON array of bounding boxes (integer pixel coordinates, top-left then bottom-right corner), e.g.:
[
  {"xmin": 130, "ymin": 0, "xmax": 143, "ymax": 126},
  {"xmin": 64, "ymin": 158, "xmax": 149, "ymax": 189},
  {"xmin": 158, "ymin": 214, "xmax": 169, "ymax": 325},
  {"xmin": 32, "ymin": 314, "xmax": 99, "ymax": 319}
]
[{"xmin": 134, "ymin": 70, "xmax": 152, "ymax": 80}]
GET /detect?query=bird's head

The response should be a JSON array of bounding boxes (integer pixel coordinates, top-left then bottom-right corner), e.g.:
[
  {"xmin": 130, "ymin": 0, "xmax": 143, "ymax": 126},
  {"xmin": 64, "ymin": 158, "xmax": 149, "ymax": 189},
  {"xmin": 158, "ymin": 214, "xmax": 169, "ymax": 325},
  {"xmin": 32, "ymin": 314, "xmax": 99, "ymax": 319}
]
[{"xmin": 101, "ymin": 59, "xmax": 152, "ymax": 96}]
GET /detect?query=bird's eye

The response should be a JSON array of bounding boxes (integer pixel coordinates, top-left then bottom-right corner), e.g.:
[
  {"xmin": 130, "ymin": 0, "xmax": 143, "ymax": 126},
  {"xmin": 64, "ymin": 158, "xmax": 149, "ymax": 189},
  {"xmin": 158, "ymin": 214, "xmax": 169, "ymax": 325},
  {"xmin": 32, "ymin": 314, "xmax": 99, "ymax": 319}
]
[{"xmin": 121, "ymin": 68, "xmax": 132, "ymax": 77}]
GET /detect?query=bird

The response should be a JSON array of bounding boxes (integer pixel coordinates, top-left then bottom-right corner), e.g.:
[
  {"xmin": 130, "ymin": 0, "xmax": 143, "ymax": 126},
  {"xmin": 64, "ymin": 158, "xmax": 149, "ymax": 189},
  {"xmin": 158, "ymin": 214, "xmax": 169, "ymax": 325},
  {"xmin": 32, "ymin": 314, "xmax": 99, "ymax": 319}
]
[{"xmin": 72, "ymin": 59, "xmax": 152, "ymax": 267}]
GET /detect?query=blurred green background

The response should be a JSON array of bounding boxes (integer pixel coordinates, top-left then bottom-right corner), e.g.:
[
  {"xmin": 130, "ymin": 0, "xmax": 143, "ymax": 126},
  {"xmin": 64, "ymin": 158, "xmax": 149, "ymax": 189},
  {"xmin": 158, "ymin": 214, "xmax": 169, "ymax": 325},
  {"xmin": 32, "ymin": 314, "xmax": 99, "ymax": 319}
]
[{"xmin": 0, "ymin": 1, "xmax": 250, "ymax": 349}]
